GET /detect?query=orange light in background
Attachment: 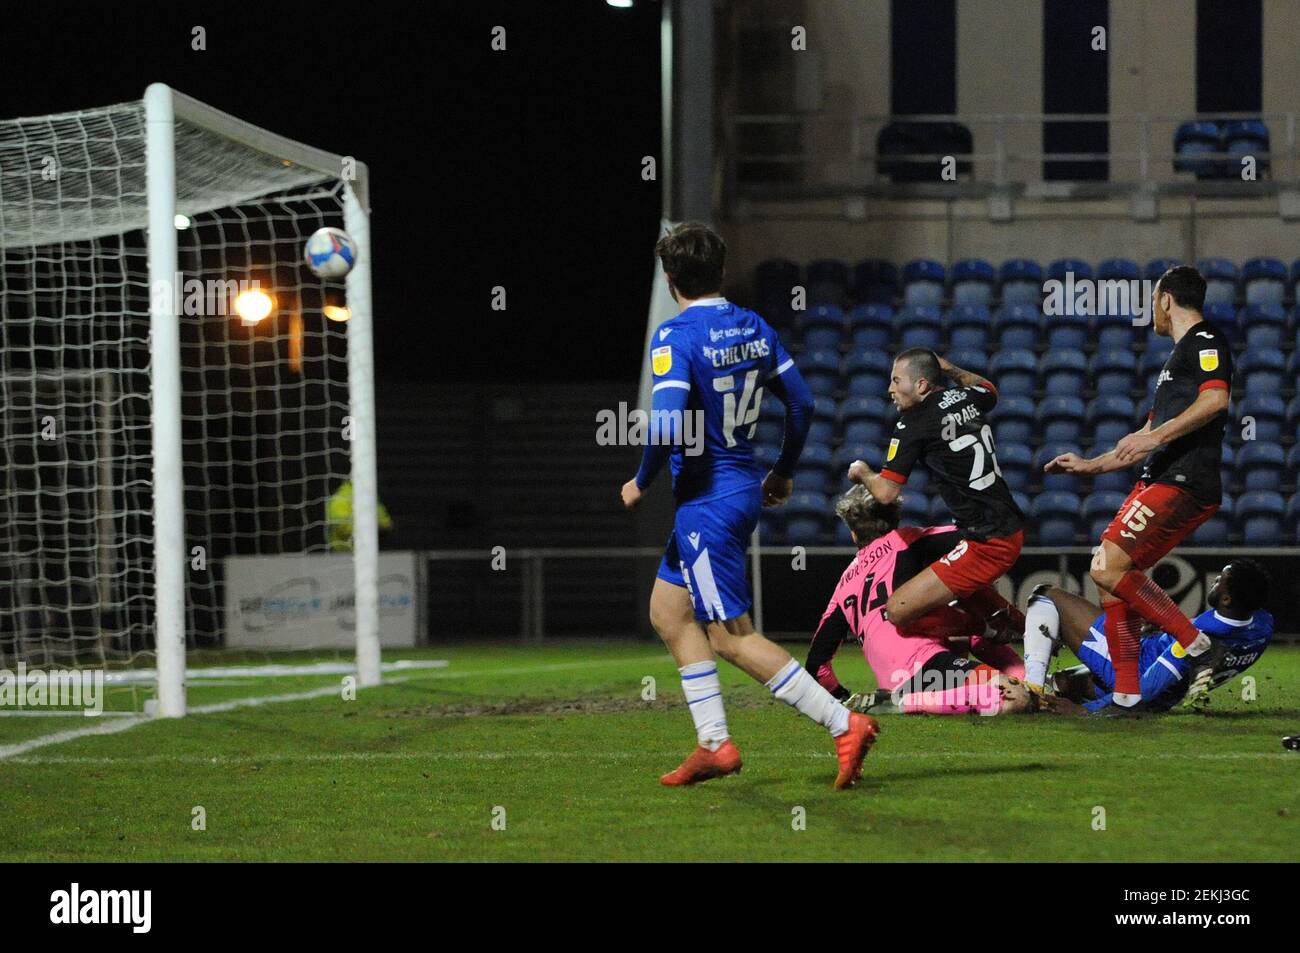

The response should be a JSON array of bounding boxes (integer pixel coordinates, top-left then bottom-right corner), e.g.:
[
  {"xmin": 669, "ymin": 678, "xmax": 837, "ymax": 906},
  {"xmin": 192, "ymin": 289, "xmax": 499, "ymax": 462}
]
[
  {"xmin": 288, "ymin": 312, "xmax": 303, "ymax": 374},
  {"xmin": 323, "ymin": 304, "xmax": 351, "ymax": 323},
  {"xmin": 235, "ymin": 288, "xmax": 274, "ymax": 326}
]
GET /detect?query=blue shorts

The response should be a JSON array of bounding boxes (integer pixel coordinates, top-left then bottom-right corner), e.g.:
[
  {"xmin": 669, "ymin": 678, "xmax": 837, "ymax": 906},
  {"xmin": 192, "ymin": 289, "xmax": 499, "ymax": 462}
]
[
  {"xmin": 1077, "ymin": 618, "xmax": 1167, "ymax": 694},
  {"xmin": 657, "ymin": 486, "xmax": 761, "ymax": 623}
]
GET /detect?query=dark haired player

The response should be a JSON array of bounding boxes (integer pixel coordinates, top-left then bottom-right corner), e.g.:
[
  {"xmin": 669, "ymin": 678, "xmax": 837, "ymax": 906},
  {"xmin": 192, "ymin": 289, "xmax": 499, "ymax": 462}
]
[
  {"xmin": 1045, "ymin": 266, "xmax": 1232, "ymax": 713},
  {"xmin": 847, "ymin": 348, "xmax": 1026, "ymax": 641},
  {"xmin": 1021, "ymin": 560, "xmax": 1273, "ymax": 712},
  {"xmin": 621, "ymin": 222, "xmax": 878, "ymax": 790}
]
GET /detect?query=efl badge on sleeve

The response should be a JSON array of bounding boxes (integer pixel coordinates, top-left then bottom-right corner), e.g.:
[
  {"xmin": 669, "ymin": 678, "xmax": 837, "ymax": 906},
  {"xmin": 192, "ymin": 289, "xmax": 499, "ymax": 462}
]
[
  {"xmin": 886, "ymin": 438, "xmax": 899, "ymax": 461},
  {"xmin": 1198, "ymin": 349, "xmax": 1219, "ymax": 372},
  {"xmin": 652, "ymin": 346, "xmax": 673, "ymax": 376}
]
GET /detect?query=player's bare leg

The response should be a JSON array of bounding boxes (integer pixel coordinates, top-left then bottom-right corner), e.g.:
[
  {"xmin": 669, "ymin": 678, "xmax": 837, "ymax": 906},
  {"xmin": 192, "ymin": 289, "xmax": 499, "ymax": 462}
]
[
  {"xmin": 649, "ymin": 578, "xmax": 741, "ymax": 785},
  {"xmin": 708, "ymin": 614, "xmax": 878, "ymax": 789},
  {"xmin": 882, "ymin": 565, "xmax": 958, "ymax": 633}
]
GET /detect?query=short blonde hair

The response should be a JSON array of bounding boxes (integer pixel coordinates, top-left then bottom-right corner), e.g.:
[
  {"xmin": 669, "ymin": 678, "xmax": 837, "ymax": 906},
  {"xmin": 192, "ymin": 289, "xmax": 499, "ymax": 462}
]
[{"xmin": 834, "ymin": 484, "xmax": 900, "ymax": 544}]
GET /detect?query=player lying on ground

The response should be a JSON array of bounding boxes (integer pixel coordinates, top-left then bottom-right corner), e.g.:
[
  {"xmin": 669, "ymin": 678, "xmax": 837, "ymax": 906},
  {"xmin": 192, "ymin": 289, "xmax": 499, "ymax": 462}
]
[
  {"xmin": 847, "ymin": 348, "xmax": 1027, "ymax": 645},
  {"xmin": 803, "ymin": 484, "xmax": 1040, "ymax": 717},
  {"xmin": 1021, "ymin": 560, "xmax": 1273, "ymax": 713},
  {"xmin": 621, "ymin": 222, "xmax": 877, "ymax": 790},
  {"xmin": 1044, "ymin": 265, "xmax": 1233, "ymax": 714}
]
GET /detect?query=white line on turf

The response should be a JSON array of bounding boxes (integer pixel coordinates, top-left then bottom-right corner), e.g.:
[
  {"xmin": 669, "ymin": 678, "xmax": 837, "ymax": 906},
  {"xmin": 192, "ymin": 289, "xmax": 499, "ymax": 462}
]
[{"xmin": 0, "ymin": 655, "xmax": 669, "ymax": 761}]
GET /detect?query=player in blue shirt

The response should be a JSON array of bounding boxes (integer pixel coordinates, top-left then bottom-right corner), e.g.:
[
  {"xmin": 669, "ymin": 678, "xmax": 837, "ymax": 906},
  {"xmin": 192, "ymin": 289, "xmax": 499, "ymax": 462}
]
[
  {"xmin": 1020, "ymin": 560, "xmax": 1273, "ymax": 712},
  {"xmin": 620, "ymin": 223, "xmax": 878, "ymax": 789}
]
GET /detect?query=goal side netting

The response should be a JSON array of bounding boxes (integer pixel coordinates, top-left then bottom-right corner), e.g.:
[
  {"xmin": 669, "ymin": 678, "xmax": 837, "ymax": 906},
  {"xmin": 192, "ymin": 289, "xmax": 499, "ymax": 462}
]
[{"xmin": 0, "ymin": 85, "xmax": 381, "ymax": 716}]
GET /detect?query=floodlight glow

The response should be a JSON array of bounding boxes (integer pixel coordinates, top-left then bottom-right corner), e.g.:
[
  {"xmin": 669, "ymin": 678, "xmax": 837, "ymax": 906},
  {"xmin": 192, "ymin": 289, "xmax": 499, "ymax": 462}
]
[
  {"xmin": 323, "ymin": 304, "xmax": 351, "ymax": 323},
  {"xmin": 235, "ymin": 288, "xmax": 274, "ymax": 326},
  {"xmin": 174, "ymin": 214, "xmax": 190, "ymax": 229}
]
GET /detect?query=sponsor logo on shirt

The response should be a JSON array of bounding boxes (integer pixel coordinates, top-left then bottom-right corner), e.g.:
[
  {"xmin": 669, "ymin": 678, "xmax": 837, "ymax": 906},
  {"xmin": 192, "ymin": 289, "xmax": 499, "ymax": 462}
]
[
  {"xmin": 707, "ymin": 326, "xmax": 756, "ymax": 342},
  {"xmin": 938, "ymin": 389, "xmax": 967, "ymax": 410},
  {"xmin": 652, "ymin": 346, "xmax": 673, "ymax": 375},
  {"xmin": 1157, "ymin": 369, "xmax": 1173, "ymax": 385}
]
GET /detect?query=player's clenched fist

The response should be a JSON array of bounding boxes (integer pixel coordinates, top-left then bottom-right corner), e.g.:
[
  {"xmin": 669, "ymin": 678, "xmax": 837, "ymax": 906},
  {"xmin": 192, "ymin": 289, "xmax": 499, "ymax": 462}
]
[
  {"xmin": 620, "ymin": 477, "xmax": 643, "ymax": 510},
  {"xmin": 847, "ymin": 459, "xmax": 871, "ymax": 484},
  {"xmin": 761, "ymin": 471, "xmax": 792, "ymax": 508}
]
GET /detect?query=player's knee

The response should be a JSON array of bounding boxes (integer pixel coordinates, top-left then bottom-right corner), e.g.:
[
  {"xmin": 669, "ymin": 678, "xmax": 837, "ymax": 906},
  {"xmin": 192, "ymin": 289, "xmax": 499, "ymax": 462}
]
[{"xmin": 707, "ymin": 627, "xmax": 739, "ymax": 663}]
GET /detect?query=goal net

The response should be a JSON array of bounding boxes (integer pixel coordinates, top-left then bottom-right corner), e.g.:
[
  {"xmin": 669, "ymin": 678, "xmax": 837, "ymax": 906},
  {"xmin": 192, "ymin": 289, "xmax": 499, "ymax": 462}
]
[{"xmin": 0, "ymin": 85, "xmax": 381, "ymax": 716}]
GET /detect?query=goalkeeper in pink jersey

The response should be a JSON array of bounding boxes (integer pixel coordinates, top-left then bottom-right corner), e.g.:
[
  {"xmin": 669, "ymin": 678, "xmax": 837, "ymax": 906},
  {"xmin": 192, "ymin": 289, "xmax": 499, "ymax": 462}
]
[{"xmin": 804, "ymin": 484, "xmax": 1044, "ymax": 717}]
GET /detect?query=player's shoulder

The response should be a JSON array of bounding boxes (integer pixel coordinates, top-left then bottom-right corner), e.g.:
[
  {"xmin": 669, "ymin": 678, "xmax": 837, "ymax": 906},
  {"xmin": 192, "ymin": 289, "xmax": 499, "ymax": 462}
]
[{"xmin": 1182, "ymin": 320, "xmax": 1231, "ymax": 352}]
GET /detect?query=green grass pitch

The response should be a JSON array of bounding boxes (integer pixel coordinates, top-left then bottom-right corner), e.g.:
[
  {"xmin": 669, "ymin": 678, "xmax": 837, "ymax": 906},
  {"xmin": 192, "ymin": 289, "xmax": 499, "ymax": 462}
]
[{"xmin": 2, "ymin": 641, "xmax": 1297, "ymax": 862}]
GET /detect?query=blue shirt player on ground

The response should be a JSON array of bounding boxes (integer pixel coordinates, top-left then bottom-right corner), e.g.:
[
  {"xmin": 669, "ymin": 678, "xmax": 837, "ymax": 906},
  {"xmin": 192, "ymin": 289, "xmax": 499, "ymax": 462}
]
[
  {"xmin": 1020, "ymin": 559, "xmax": 1273, "ymax": 712},
  {"xmin": 620, "ymin": 222, "xmax": 878, "ymax": 789}
]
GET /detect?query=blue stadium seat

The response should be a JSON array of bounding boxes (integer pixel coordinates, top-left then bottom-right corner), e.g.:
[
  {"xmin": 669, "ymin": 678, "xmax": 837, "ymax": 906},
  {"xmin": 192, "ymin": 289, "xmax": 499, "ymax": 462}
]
[
  {"xmin": 896, "ymin": 304, "xmax": 944, "ymax": 349},
  {"xmin": 1236, "ymin": 490, "xmax": 1284, "ymax": 545},
  {"xmin": 795, "ymin": 443, "xmax": 835, "ymax": 494},
  {"xmin": 999, "ymin": 259, "xmax": 1043, "ymax": 307},
  {"xmin": 1036, "ymin": 395, "xmax": 1086, "ymax": 443},
  {"xmin": 797, "ymin": 350, "xmax": 840, "ymax": 398},
  {"xmin": 997, "ymin": 443, "xmax": 1032, "ymax": 493},
  {"xmin": 1047, "ymin": 258, "xmax": 1092, "ymax": 283},
  {"xmin": 1198, "ymin": 258, "xmax": 1239, "ymax": 308},
  {"xmin": 1039, "ymin": 349, "xmax": 1088, "ymax": 396},
  {"xmin": 786, "ymin": 491, "xmax": 831, "ymax": 545},
  {"xmin": 1032, "ymin": 491, "xmax": 1081, "ymax": 545},
  {"xmin": 852, "ymin": 259, "xmax": 900, "ymax": 306},
  {"xmin": 832, "ymin": 442, "xmax": 874, "ymax": 476},
  {"xmin": 1223, "ymin": 120, "xmax": 1270, "ymax": 174},
  {"xmin": 753, "ymin": 444, "xmax": 780, "ymax": 473},
  {"xmin": 902, "ymin": 259, "xmax": 946, "ymax": 308},
  {"xmin": 1287, "ymin": 395, "xmax": 1300, "ymax": 432},
  {"xmin": 812, "ymin": 396, "xmax": 836, "ymax": 422},
  {"xmin": 1091, "ymin": 349, "xmax": 1138, "ymax": 396},
  {"xmin": 757, "ymin": 258, "xmax": 801, "ymax": 300},
  {"xmin": 947, "ymin": 304, "xmax": 992, "ymax": 349},
  {"xmin": 800, "ymin": 304, "xmax": 844, "ymax": 352},
  {"xmin": 951, "ymin": 259, "xmax": 996, "ymax": 307},
  {"xmin": 833, "ymin": 520, "xmax": 855, "ymax": 546},
  {"xmin": 900, "ymin": 493, "xmax": 930, "ymax": 524},
  {"xmin": 1242, "ymin": 258, "xmax": 1287, "ymax": 307},
  {"xmin": 945, "ymin": 347, "xmax": 988, "ymax": 377},
  {"xmin": 1092, "ymin": 469, "xmax": 1132, "ymax": 493},
  {"xmin": 759, "ymin": 509, "xmax": 785, "ymax": 543},
  {"xmin": 1221, "ymin": 445, "xmax": 1235, "ymax": 493},
  {"xmin": 838, "ymin": 394, "xmax": 889, "ymax": 425},
  {"xmin": 993, "ymin": 305, "xmax": 1040, "ymax": 349},
  {"xmin": 1045, "ymin": 311, "xmax": 1089, "ymax": 350},
  {"xmin": 1011, "ymin": 491, "xmax": 1032, "ymax": 518},
  {"xmin": 1192, "ymin": 498, "xmax": 1232, "ymax": 544},
  {"xmin": 1034, "ymin": 442, "xmax": 1083, "ymax": 492},
  {"xmin": 1173, "ymin": 121, "xmax": 1220, "ymax": 177},
  {"xmin": 1236, "ymin": 442, "xmax": 1285, "ymax": 492},
  {"xmin": 754, "ymin": 419, "xmax": 783, "ymax": 447},
  {"xmin": 1083, "ymin": 491, "xmax": 1127, "ymax": 541},
  {"xmin": 1087, "ymin": 393, "xmax": 1137, "ymax": 427},
  {"xmin": 1237, "ymin": 395, "xmax": 1286, "ymax": 443},
  {"xmin": 1144, "ymin": 258, "xmax": 1181, "ymax": 280},
  {"xmin": 843, "ymin": 351, "xmax": 891, "ymax": 398},
  {"xmin": 1092, "ymin": 420, "xmax": 1130, "ymax": 449},
  {"xmin": 848, "ymin": 303, "xmax": 894, "ymax": 350},
  {"xmin": 1286, "ymin": 444, "xmax": 1300, "ymax": 483},
  {"xmin": 1240, "ymin": 303, "xmax": 1286, "ymax": 349},
  {"xmin": 1139, "ymin": 340, "xmax": 1174, "ymax": 377},
  {"xmin": 1097, "ymin": 258, "xmax": 1140, "ymax": 282},
  {"xmin": 990, "ymin": 395, "xmax": 1035, "ymax": 446},
  {"xmin": 808, "ymin": 418, "xmax": 835, "ymax": 446},
  {"xmin": 1286, "ymin": 495, "xmax": 1300, "ymax": 543},
  {"xmin": 807, "ymin": 259, "xmax": 851, "ymax": 306},
  {"xmin": 1239, "ymin": 350, "xmax": 1287, "ymax": 396},
  {"xmin": 1202, "ymin": 302, "xmax": 1237, "ymax": 342},
  {"xmin": 1292, "ymin": 260, "xmax": 1300, "ymax": 304},
  {"xmin": 842, "ymin": 419, "xmax": 884, "ymax": 446},
  {"xmin": 1095, "ymin": 311, "xmax": 1136, "ymax": 351},
  {"xmin": 1289, "ymin": 346, "xmax": 1300, "ymax": 384},
  {"xmin": 989, "ymin": 349, "xmax": 1037, "ymax": 397}
]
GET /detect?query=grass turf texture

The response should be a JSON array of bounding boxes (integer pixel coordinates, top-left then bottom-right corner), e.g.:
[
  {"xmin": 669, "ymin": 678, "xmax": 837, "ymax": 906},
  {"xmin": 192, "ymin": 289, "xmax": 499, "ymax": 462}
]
[{"xmin": 1, "ymin": 641, "xmax": 1297, "ymax": 862}]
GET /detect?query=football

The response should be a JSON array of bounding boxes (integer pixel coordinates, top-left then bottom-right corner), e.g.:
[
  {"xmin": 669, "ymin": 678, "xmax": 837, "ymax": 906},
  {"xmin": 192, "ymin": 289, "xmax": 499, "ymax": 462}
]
[{"xmin": 303, "ymin": 226, "xmax": 357, "ymax": 279}]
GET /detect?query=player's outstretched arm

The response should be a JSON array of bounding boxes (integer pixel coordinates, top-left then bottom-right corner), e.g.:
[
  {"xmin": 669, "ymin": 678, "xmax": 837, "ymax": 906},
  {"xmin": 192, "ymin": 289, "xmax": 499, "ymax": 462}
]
[
  {"xmin": 846, "ymin": 459, "xmax": 902, "ymax": 504},
  {"xmin": 1113, "ymin": 388, "xmax": 1229, "ymax": 465}
]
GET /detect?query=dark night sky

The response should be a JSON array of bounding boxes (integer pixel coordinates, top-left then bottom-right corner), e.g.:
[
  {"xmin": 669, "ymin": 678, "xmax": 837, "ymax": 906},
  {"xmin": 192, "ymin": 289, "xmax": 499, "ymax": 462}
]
[{"xmin": 2, "ymin": 0, "xmax": 663, "ymax": 382}]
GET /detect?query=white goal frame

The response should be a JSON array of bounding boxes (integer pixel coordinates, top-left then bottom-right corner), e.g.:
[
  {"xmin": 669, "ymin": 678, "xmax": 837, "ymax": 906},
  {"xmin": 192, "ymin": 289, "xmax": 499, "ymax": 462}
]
[{"xmin": 144, "ymin": 84, "xmax": 380, "ymax": 717}]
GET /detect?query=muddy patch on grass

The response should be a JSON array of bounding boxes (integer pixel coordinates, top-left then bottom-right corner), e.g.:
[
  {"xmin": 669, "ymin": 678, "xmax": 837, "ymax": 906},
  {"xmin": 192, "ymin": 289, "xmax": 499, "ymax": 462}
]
[{"xmin": 383, "ymin": 693, "xmax": 773, "ymax": 719}]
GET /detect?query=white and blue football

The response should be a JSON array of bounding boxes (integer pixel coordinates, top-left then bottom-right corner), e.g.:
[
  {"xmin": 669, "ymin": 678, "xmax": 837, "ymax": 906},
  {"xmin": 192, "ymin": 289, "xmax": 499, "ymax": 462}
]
[{"xmin": 304, "ymin": 227, "xmax": 358, "ymax": 279}]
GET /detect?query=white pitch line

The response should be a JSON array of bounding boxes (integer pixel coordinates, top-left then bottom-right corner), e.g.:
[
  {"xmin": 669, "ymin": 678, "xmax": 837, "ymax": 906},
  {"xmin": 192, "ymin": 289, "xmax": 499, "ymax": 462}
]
[
  {"xmin": 5, "ymin": 749, "xmax": 1295, "ymax": 767},
  {"xmin": 0, "ymin": 655, "xmax": 669, "ymax": 761}
]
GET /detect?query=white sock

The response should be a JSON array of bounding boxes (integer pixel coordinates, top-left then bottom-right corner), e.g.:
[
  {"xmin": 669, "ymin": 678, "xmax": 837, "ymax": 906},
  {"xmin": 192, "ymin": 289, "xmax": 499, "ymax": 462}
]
[
  {"xmin": 1112, "ymin": 692, "xmax": 1142, "ymax": 708},
  {"xmin": 1184, "ymin": 631, "xmax": 1212, "ymax": 657},
  {"xmin": 766, "ymin": 659, "xmax": 850, "ymax": 736},
  {"xmin": 1023, "ymin": 593, "xmax": 1060, "ymax": 689},
  {"xmin": 679, "ymin": 661, "xmax": 729, "ymax": 751}
]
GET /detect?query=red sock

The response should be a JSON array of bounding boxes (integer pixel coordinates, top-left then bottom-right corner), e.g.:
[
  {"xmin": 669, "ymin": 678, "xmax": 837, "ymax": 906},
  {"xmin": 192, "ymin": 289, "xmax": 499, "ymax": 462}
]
[
  {"xmin": 1112, "ymin": 569, "xmax": 1200, "ymax": 648},
  {"xmin": 1105, "ymin": 601, "xmax": 1142, "ymax": 696},
  {"xmin": 898, "ymin": 604, "xmax": 981, "ymax": 639},
  {"xmin": 960, "ymin": 586, "xmax": 1026, "ymax": 636}
]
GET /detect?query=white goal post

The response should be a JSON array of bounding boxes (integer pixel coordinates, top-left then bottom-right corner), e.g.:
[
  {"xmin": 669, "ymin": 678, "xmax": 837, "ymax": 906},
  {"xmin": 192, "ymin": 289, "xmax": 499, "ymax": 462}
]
[{"xmin": 0, "ymin": 83, "xmax": 381, "ymax": 717}]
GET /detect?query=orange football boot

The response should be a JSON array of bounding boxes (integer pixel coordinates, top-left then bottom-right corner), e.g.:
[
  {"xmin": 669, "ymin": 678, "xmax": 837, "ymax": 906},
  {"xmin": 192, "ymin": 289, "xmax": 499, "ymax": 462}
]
[
  {"xmin": 834, "ymin": 713, "xmax": 880, "ymax": 789},
  {"xmin": 660, "ymin": 739, "xmax": 743, "ymax": 786}
]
